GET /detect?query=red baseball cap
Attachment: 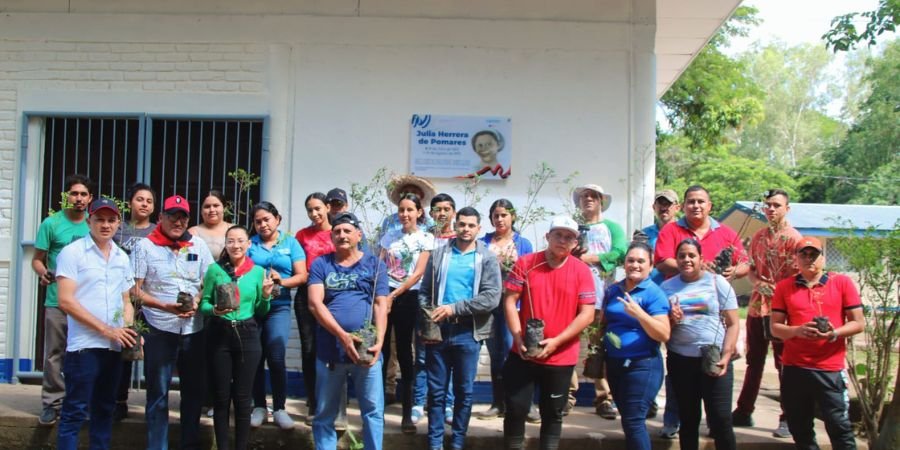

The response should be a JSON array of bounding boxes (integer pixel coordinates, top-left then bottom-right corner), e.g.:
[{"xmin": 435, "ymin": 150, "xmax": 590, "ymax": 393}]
[
  {"xmin": 162, "ymin": 195, "xmax": 190, "ymax": 215},
  {"xmin": 797, "ymin": 236, "xmax": 823, "ymax": 252}
]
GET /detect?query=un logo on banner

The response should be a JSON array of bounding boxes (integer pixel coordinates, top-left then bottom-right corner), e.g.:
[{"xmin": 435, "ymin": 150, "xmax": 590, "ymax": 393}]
[{"xmin": 411, "ymin": 114, "xmax": 432, "ymax": 128}]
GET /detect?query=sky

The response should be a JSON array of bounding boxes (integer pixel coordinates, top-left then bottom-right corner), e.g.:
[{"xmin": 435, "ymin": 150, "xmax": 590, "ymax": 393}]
[{"xmin": 728, "ymin": 0, "xmax": 883, "ymax": 52}]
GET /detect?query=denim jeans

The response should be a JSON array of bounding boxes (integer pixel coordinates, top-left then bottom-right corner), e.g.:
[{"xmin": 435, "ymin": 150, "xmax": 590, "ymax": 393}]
[
  {"xmin": 294, "ymin": 286, "xmax": 318, "ymax": 409},
  {"xmin": 662, "ymin": 373, "xmax": 680, "ymax": 428},
  {"xmin": 415, "ymin": 334, "xmax": 454, "ymax": 408},
  {"xmin": 57, "ymin": 349, "xmax": 122, "ymax": 450},
  {"xmin": 606, "ymin": 354, "xmax": 664, "ymax": 450},
  {"xmin": 503, "ymin": 352, "xmax": 573, "ymax": 450},
  {"xmin": 425, "ymin": 322, "xmax": 481, "ymax": 449},
  {"xmin": 485, "ymin": 306, "xmax": 513, "ymax": 378},
  {"xmin": 144, "ymin": 325, "xmax": 206, "ymax": 450},
  {"xmin": 208, "ymin": 319, "xmax": 262, "ymax": 450},
  {"xmin": 253, "ymin": 302, "xmax": 292, "ymax": 411},
  {"xmin": 782, "ymin": 366, "xmax": 856, "ymax": 450},
  {"xmin": 667, "ymin": 351, "xmax": 736, "ymax": 450},
  {"xmin": 313, "ymin": 358, "xmax": 384, "ymax": 450}
]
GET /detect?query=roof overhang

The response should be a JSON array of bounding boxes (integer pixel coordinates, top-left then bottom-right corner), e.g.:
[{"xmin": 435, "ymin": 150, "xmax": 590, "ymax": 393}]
[{"xmin": 656, "ymin": 0, "xmax": 743, "ymax": 98}]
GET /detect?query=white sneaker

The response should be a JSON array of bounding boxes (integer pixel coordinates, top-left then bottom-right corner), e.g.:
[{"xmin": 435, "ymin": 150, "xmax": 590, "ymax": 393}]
[
  {"xmin": 273, "ymin": 409, "xmax": 295, "ymax": 430},
  {"xmin": 250, "ymin": 407, "xmax": 267, "ymax": 428},
  {"xmin": 773, "ymin": 420, "xmax": 791, "ymax": 438},
  {"xmin": 410, "ymin": 406, "xmax": 425, "ymax": 425},
  {"xmin": 444, "ymin": 407, "xmax": 453, "ymax": 425}
]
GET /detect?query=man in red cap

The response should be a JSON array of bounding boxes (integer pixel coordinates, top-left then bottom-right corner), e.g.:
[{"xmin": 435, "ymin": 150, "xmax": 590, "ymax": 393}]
[
  {"xmin": 771, "ymin": 236, "xmax": 864, "ymax": 449},
  {"xmin": 131, "ymin": 195, "xmax": 214, "ymax": 450}
]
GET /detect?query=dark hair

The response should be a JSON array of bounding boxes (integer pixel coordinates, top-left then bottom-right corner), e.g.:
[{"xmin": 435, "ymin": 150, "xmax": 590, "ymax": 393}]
[
  {"xmin": 218, "ymin": 225, "xmax": 250, "ymax": 280},
  {"xmin": 764, "ymin": 189, "xmax": 790, "ymax": 202},
  {"xmin": 488, "ymin": 198, "xmax": 517, "ymax": 231},
  {"xmin": 683, "ymin": 185, "xmax": 710, "ymax": 201},
  {"xmin": 202, "ymin": 190, "xmax": 227, "ymax": 207},
  {"xmin": 430, "ymin": 193, "xmax": 456, "ymax": 210},
  {"xmin": 471, "ymin": 130, "xmax": 504, "ymax": 152},
  {"xmin": 251, "ymin": 201, "xmax": 281, "ymax": 224},
  {"xmin": 397, "ymin": 193, "xmax": 425, "ymax": 225},
  {"xmin": 675, "ymin": 238, "xmax": 702, "ymax": 256},
  {"xmin": 127, "ymin": 183, "xmax": 155, "ymax": 202},
  {"xmin": 456, "ymin": 206, "xmax": 481, "ymax": 224},
  {"xmin": 305, "ymin": 192, "xmax": 327, "ymax": 206},
  {"xmin": 626, "ymin": 241, "xmax": 653, "ymax": 259},
  {"xmin": 64, "ymin": 174, "xmax": 93, "ymax": 194}
]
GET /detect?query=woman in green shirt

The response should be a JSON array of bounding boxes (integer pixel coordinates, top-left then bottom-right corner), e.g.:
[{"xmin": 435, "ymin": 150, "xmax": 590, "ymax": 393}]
[{"xmin": 201, "ymin": 225, "xmax": 274, "ymax": 450}]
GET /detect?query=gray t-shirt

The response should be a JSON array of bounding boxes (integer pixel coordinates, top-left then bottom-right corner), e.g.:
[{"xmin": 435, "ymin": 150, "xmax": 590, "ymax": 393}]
[
  {"xmin": 661, "ymin": 272, "xmax": 737, "ymax": 357},
  {"xmin": 113, "ymin": 222, "xmax": 156, "ymax": 255}
]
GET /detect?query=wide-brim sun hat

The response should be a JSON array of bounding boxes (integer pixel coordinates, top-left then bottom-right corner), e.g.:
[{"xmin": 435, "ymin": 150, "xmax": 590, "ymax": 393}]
[
  {"xmin": 388, "ymin": 175, "xmax": 437, "ymax": 206},
  {"xmin": 572, "ymin": 184, "xmax": 612, "ymax": 212}
]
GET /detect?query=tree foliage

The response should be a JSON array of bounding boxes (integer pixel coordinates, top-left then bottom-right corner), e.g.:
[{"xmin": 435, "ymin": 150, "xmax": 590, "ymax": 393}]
[
  {"xmin": 824, "ymin": 0, "xmax": 899, "ymax": 52},
  {"xmin": 660, "ymin": 6, "xmax": 763, "ymax": 149}
]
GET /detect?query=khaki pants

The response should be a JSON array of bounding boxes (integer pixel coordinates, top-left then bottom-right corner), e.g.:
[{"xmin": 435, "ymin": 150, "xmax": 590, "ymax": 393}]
[
  {"xmin": 568, "ymin": 371, "xmax": 612, "ymax": 408},
  {"xmin": 41, "ymin": 307, "xmax": 67, "ymax": 411}
]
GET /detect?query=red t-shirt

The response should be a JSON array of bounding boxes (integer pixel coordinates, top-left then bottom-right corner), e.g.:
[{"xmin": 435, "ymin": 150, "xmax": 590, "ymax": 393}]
[
  {"xmin": 504, "ymin": 252, "xmax": 596, "ymax": 366},
  {"xmin": 653, "ymin": 218, "xmax": 748, "ymax": 279},
  {"xmin": 295, "ymin": 226, "xmax": 335, "ymax": 271},
  {"xmin": 771, "ymin": 272, "xmax": 862, "ymax": 371}
]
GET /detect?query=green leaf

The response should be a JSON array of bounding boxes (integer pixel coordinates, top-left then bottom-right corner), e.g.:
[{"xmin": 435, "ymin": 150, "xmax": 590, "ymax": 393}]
[{"xmin": 855, "ymin": 363, "xmax": 868, "ymax": 377}]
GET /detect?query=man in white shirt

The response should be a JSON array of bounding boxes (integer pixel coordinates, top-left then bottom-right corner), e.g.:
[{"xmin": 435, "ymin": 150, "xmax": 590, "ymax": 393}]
[
  {"xmin": 55, "ymin": 198, "xmax": 138, "ymax": 450},
  {"xmin": 131, "ymin": 195, "xmax": 213, "ymax": 450}
]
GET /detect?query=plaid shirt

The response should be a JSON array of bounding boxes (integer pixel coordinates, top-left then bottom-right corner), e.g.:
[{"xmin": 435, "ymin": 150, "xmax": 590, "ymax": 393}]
[{"xmin": 747, "ymin": 221, "xmax": 802, "ymax": 317}]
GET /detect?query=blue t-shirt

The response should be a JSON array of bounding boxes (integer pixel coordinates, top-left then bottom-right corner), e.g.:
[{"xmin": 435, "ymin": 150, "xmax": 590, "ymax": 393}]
[
  {"xmin": 443, "ymin": 246, "xmax": 476, "ymax": 304},
  {"xmin": 660, "ymin": 272, "xmax": 737, "ymax": 357},
  {"xmin": 248, "ymin": 231, "xmax": 306, "ymax": 303},
  {"xmin": 641, "ymin": 223, "xmax": 666, "ymax": 285},
  {"xmin": 603, "ymin": 278, "xmax": 669, "ymax": 358},
  {"xmin": 309, "ymin": 252, "xmax": 389, "ymax": 364}
]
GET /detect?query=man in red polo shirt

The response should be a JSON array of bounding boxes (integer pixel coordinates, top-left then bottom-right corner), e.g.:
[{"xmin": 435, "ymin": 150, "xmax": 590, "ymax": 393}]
[
  {"xmin": 654, "ymin": 185, "xmax": 748, "ymax": 280},
  {"xmin": 771, "ymin": 236, "xmax": 863, "ymax": 450}
]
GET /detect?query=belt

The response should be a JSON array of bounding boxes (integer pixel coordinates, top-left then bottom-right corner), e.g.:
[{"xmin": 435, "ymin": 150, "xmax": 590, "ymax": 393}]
[
  {"xmin": 444, "ymin": 316, "xmax": 471, "ymax": 326},
  {"xmin": 213, "ymin": 318, "xmax": 257, "ymax": 328}
]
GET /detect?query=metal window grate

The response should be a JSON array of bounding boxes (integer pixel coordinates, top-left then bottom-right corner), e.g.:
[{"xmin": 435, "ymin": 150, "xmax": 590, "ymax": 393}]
[
  {"xmin": 149, "ymin": 119, "xmax": 263, "ymax": 228},
  {"xmin": 41, "ymin": 117, "xmax": 142, "ymax": 218}
]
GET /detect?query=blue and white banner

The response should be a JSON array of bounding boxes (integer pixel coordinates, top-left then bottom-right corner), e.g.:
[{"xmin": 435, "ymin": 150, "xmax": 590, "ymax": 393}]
[{"xmin": 409, "ymin": 114, "xmax": 512, "ymax": 179}]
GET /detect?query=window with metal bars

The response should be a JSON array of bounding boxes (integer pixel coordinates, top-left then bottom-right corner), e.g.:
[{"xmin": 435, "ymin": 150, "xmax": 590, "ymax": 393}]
[{"xmin": 34, "ymin": 115, "xmax": 265, "ymax": 369}]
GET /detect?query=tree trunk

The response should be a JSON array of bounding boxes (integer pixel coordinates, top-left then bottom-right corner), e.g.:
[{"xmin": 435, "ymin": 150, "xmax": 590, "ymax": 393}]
[{"xmin": 873, "ymin": 341, "xmax": 900, "ymax": 450}]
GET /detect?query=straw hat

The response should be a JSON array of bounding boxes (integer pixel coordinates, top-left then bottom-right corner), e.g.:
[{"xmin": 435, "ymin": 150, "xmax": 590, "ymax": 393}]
[{"xmin": 387, "ymin": 175, "xmax": 437, "ymax": 206}]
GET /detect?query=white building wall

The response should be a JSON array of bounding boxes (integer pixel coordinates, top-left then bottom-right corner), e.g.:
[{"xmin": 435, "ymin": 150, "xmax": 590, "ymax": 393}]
[{"xmin": 0, "ymin": 0, "xmax": 656, "ymax": 384}]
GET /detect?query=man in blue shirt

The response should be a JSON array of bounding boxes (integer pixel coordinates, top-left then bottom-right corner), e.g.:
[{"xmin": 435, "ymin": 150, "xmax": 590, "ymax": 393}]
[
  {"xmin": 418, "ymin": 207, "xmax": 501, "ymax": 450},
  {"xmin": 308, "ymin": 212, "xmax": 390, "ymax": 450},
  {"xmin": 641, "ymin": 189, "xmax": 680, "ymax": 285}
]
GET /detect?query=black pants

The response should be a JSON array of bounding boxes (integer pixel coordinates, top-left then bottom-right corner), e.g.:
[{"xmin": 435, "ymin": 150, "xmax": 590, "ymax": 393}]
[
  {"xmin": 294, "ymin": 286, "xmax": 318, "ymax": 409},
  {"xmin": 667, "ymin": 351, "xmax": 736, "ymax": 450},
  {"xmin": 782, "ymin": 366, "xmax": 856, "ymax": 450},
  {"xmin": 208, "ymin": 319, "xmax": 262, "ymax": 450},
  {"xmin": 382, "ymin": 289, "xmax": 418, "ymax": 418},
  {"xmin": 502, "ymin": 352, "xmax": 573, "ymax": 450}
]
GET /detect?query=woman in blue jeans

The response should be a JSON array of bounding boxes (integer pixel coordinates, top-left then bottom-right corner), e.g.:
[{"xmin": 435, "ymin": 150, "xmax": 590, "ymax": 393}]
[
  {"xmin": 247, "ymin": 202, "xmax": 308, "ymax": 430},
  {"xmin": 601, "ymin": 242, "xmax": 670, "ymax": 450},
  {"xmin": 475, "ymin": 198, "xmax": 533, "ymax": 419}
]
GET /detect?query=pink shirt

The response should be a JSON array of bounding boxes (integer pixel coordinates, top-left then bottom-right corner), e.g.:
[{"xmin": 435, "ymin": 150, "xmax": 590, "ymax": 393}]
[
  {"xmin": 295, "ymin": 226, "xmax": 335, "ymax": 271},
  {"xmin": 747, "ymin": 222, "xmax": 802, "ymax": 317}
]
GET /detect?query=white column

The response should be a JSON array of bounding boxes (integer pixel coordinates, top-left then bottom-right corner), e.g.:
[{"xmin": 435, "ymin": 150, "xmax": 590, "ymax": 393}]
[{"xmin": 627, "ymin": 0, "xmax": 657, "ymax": 233}]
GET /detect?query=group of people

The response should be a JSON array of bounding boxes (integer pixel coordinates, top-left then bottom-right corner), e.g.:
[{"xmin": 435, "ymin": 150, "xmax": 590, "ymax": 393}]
[{"xmin": 33, "ymin": 173, "xmax": 864, "ymax": 450}]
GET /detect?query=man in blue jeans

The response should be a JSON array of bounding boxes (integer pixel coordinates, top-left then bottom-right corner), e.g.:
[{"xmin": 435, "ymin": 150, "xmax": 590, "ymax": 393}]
[
  {"xmin": 55, "ymin": 199, "xmax": 138, "ymax": 450},
  {"xmin": 131, "ymin": 195, "xmax": 214, "ymax": 450},
  {"xmin": 418, "ymin": 207, "xmax": 501, "ymax": 450},
  {"xmin": 308, "ymin": 212, "xmax": 390, "ymax": 450}
]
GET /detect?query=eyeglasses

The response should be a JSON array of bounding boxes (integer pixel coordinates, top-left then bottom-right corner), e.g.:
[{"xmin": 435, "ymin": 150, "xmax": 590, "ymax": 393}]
[
  {"xmin": 163, "ymin": 213, "xmax": 189, "ymax": 223},
  {"xmin": 225, "ymin": 239, "xmax": 248, "ymax": 247}
]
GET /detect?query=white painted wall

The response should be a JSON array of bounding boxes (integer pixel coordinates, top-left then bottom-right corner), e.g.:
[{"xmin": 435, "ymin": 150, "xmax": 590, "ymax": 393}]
[{"xmin": 0, "ymin": 0, "xmax": 657, "ymax": 383}]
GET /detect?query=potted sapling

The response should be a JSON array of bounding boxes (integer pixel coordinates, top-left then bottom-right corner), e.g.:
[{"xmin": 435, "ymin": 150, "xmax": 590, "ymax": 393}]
[
  {"xmin": 351, "ymin": 321, "xmax": 378, "ymax": 365},
  {"xmin": 516, "ymin": 260, "xmax": 551, "ymax": 358},
  {"xmin": 810, "ymin": 290, "xmax": 831, "ymax": 333},
  {"xmin": 419, "ymin": 263, "xmax": 442, "ymax": 343},
  {"xmin": 712, "ymin": 246, "xmax": 735, "ymax": 275},
  {"xmin": 215, "ymin": 281, "xmax": 240, "ymax": 311},
  {"xmin": 121, "ymin": 319, "xmax": 150, "ymax": 361}
]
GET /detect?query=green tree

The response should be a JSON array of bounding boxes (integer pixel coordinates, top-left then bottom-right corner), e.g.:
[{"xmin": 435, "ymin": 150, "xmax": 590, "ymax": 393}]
[
  {"xmin": 660, "ymin": 6, "xmax": 764, "ymax": 150},
  {"xmin": 689, "ymin": 155, "xmax": 798, "ymax": 217},
  {"xmin": 824, "ymin": 0, "xmax": 899, "ymax": 52},
  {"xmin": 735, "ymin": 42, "xmax": 846, "ymax": 167},
  {"xmin": 805, "ymin": 39, "xmax": 900, "ymax": 204}
]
